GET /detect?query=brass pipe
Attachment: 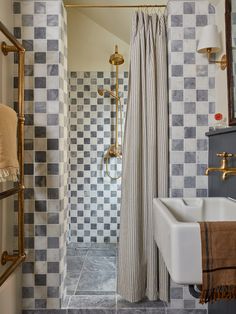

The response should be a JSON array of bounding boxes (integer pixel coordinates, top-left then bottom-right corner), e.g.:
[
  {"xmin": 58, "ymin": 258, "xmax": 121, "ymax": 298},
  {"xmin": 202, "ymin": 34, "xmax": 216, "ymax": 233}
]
[
  {"xmin": 0, "ymin": 22, "xmax": 24, "ymax": 52},
  {"xmin": 105, "ymin": 155, "xmax": 122, "ymax": 180},
  {"xmin": 223, "ymin": 171, "xmax": 236, "ymax": 180},
  {"xmin": 18, "ymin": 49, "xmax": 25, "ymax": 257},
  {"xmin": 0, "ymin": 21, "xmax": 26, "ymax": 286},
  {"xmin": 205, "ymin": 152, "xmax": 236, "ymax": 180},
  {"xmin": 1, "ymin": 251, "xmax": 18, "ymax": 265},
  {"xmin": 0, "ymin": 256, "xmax": 26, "ymax": 286},
  {"xmin": 115, "ymin": 64, "xmax": 119, "ymax": 149},
  {"xmin": 0, "ymin": 186, "xmax": 24, "ymax": 200},
  {"xmin": 1, "ymin": 42, "xmax": 18, "ymax": 56},
  {"xmin": 65, "ymin": 4, "xmax": 167, "ymax": 9}
]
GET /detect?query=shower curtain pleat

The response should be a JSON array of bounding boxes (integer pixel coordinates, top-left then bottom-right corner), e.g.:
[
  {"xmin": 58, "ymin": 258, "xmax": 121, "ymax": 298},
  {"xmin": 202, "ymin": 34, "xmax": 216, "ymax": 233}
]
[{"xmin": 117, "ymin": 12, "xmax": 169, "ymax": 303}]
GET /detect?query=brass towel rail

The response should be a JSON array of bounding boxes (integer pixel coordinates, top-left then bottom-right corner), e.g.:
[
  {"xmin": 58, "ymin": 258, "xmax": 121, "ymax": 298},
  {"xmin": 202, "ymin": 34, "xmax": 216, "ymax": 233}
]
[{"xmin": 0, "ymin": 21, "xmax": 26, "ymax": 286}]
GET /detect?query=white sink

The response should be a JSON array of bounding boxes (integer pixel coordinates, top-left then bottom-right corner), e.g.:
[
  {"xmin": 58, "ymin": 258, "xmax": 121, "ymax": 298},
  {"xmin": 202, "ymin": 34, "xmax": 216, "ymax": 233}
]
[{"xmin": 153, "ymin": 197, "xmax": 236, "ymax": 285}]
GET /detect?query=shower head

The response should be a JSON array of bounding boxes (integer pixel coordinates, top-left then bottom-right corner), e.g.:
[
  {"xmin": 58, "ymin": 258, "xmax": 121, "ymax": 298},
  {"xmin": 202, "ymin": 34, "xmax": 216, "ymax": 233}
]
[
  {"xmin": 98, "ymin": 88, "xmax": 104, "ymax": 96},
  {"xmin": 109, "ymin": 45, "xmax": 124, "ymax": 66}
]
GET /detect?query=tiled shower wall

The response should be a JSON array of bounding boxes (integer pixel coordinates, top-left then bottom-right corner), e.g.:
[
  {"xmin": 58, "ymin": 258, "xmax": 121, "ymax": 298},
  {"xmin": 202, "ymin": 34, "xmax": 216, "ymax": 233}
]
[
  {"xmin": 11, "ymin": 0, "xmax": 216, "ymax": 311},
  {"xmin": 13, "ymin": 0, "xmax": 68, "ymax": 310},
  {"xmin": 169, "ymin": 0, "xmax": 215, "ymax": 199},
  {"xmin": 68, "ymin": 71, "xmax": 128, "ymax": 243},
  {"xmin": 167, "ymin": 0, "xmax": 215, "ymax": 310}
]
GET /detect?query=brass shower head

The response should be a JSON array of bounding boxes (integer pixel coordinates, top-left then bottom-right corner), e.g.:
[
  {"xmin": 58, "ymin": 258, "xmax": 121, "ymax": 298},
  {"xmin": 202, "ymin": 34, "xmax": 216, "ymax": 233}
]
[
  {"xmin": 98, "ymin": 88, "xmax": 104, "ymax": 96},
  {"xmin": 109, "ymin": 45, "xmax": 124, "ymax": 66}
]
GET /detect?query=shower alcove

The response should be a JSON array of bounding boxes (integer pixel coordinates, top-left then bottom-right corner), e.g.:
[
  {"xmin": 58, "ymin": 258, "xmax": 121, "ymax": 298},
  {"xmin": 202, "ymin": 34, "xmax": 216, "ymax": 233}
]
[{"xmin": 64, "ymin": 1, "xmax": 129, "ymax": 309}]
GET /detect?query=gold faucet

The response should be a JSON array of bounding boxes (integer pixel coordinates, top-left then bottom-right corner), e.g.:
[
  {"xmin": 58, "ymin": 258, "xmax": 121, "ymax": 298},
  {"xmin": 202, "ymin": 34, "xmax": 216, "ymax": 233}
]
[{"xmin": 205, "ymin": 152, "xmax": 236, "ymax": 180}]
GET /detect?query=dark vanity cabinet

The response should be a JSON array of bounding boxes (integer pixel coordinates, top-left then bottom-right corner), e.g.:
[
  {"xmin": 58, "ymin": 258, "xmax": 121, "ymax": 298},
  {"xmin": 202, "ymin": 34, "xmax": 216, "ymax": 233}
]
[
  {"xmin": 206, "ymin": 127, "xmax": 236, "ymax": 198},
  {"xmin": 206, "ymin": 127, "xmax": 236, "ymax": 314}
]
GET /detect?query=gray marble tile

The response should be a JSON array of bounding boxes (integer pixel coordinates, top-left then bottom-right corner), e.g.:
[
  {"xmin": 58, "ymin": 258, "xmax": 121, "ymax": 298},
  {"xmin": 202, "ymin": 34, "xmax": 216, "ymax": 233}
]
[
  {"xmin": 67, "ymin": 256, "xmax": 85, "ymax": 273},
  {"xmin": 22, "ymin": 311, "xmax": 66, "ymax": 314},
  {"xmin": 68, "ymin": 310, "xmax": 116, "ymax": 314},
  {"xmin": 62, "ymin": 295, "xmax": 70, "ymax": 308},
  {"xmin": 170, "ymin": 287, "xmax": 183, "ymax": 299},
  {"xmin": 167, "ymin": 310, "xmax": 207, "ymax": 314},
  {"xmin": 146, "ymin": 310, "xmax": 166, "ymax": 314},
  {"xmin": 76, "ymin": 271, "xmax": 116, "ymax": 292},
  {"xmin": 87, "ymin": 249, "xmax": 117, "ymax": 257},
  {"xmin": 67, "ymin": 248, "xmax": 88, "ymax": 257},
  {"xmin": 68, "ymin": 243, "xmax": 92, "ymax": 249},
  {"xmin": 76, "ymin": 291, "xmax": 115, "ymax": 296},
  {"xmin": 90, "ymin": 243, "xmax": 117, "ymax": 249},
  {"xmin": 117, "ymin": 296, "xmax": 166, "ymax": 309},
  {"xmin": 117, "ymin": 310, "xmax": 165, "ymax": 314},
  {"xmin": 65, "ymin": 273, "xmax": 79, "ymax": 295},
  {"xmin": 68, "ymin": 295, "xmax": 116, "ymax": 309},
  {"xmin": 83, "ymin": 256, "xmax": 116, "ymax": 272},
  {"xmin": 184, "ymin": 300, "xmax": 196, "ymax": 309}
]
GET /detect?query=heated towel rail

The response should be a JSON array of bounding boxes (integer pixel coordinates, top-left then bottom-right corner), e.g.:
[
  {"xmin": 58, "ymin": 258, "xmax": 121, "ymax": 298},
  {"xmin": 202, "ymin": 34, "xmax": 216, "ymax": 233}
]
[{"xmin": 0, "ymin": 21, "xmax": 26, "ymax": 286}]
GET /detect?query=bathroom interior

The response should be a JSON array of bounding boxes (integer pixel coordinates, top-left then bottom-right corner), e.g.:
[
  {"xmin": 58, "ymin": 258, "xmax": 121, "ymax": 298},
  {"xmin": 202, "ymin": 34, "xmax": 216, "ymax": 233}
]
[{"xmin": 1, "ymin": 0, "xmax": 236, "ymax": 313}]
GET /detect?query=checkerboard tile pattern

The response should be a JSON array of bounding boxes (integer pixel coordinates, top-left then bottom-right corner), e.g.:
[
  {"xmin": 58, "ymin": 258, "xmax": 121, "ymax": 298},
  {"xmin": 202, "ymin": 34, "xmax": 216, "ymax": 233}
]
[
  {"xmin": 169, "ymin": 0, "xmax": 215, "ymax": 200},
  {"xmin": 13, "ymin": 0, "xmax": 216, "ymax": 311},
  {"xmin": 168, "ymin": 0, "xmax": 215, "ymax": 311},
  {"xmin": 13, "ymin": 0, "xmax": 68, "ymax": 310},
  {"xmin": 68, "ymin": 71, "xmax": 128, "ymax": 243}
]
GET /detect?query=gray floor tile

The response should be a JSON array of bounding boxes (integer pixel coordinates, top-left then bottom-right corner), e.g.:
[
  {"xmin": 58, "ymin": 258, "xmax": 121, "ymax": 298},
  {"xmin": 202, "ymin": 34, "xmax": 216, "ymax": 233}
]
[
  {"xmin": 22, "ymin": 311, "xmax": 67, "ymax": 314},
  {"xmin": 87, "ymin": 249, "xmax": 117, "ymax": 257},
  {"xmin": 68, "ymin": 310, "xmax": 116, "ymax": 314},
  {"xmin": 166, "ymin": 310, "xmax": 207, "ymax": 314},
  {"xmin": 117, "ymin": 310, "xmax": 165, "ymax": 314},
  {"xmin": 76, "ymin": 271, "xmax": 116, "ymax": 292},
  {"xmin": 67, "ymin": 256, "xmax": 85, "ymax": 273},
  {"xmin": 90, "ymin": 243, "xmax": 117, "ymax": 249},
  {"xmin": 76, "ymin": 291, "xmax": 116, "ymax": 296},
  {"xmin": 83, "ymin": 256, "xmax": 116, "ymax": 272},
  {"xmin": 146, "ymin": 310, "xmax": 166, "ymax": 314},
  {"xmin": 62, "ymin": 295, "xmax": 70, "ymax": 308},
  {"xmin": 68, "ymin": 243, "xmax": 92, "ymax": 249},
  {"xmin": 66, "ymin": 281, "xmax": 79, "ymax": 295},
  {"xmin": 117, "ymin": 296, "xmax": 166, "ymax": 309},
  {"xmin": 67, "ymin": 248, "xmax": 88, "ymax": 257},
  {"xmin": 68, "ymin": 295, "xmax": 116, "ymax": 309}
]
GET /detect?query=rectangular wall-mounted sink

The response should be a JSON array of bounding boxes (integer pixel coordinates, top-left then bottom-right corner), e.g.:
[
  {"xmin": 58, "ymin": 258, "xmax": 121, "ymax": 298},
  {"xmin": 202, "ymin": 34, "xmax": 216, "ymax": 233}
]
[{"xmin": 153, "ymin": 197, "xmax": 236, "ymax": 285}]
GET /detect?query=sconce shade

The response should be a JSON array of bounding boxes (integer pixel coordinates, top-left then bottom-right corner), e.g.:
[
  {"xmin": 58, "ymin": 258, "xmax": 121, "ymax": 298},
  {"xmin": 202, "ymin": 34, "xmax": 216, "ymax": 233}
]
[{"xmin": 197, "ymin": 24, "xmax": 221, "ymax": 53}]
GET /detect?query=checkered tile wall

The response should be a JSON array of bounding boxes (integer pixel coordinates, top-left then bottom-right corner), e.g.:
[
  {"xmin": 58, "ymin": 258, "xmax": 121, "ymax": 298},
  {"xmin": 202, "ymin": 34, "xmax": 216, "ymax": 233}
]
[
  {"xmin": 13, "ymin": 0, "xmax": 68, "ymax": 310},
  {"xmin": 168, "ymin": 0, "xmax": 216, "ymax": 200},
  {"xmin": 13, "ymin": 0, "xmax": 216, "ymax": 311},
  {"xmin": 68, "ymin": 71, "xmax": 128, "ymax": 243},
  {"xmin": 167, "ymin": 1, "xmax": 215, "ymax": 310}
]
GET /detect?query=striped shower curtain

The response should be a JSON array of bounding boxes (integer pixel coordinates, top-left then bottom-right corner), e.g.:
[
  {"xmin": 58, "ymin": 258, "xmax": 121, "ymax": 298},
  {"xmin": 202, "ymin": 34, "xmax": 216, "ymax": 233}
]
[{"xmin": 117, "ymin": 11, "xmax": 169, "ymax": 302}]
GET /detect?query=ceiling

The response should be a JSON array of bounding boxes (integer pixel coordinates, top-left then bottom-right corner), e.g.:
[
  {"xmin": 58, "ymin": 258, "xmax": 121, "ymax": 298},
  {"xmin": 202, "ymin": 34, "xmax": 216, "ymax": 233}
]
[{"xmin": 64, "ymin": 0, "xmax": 167, "ymax": 44}]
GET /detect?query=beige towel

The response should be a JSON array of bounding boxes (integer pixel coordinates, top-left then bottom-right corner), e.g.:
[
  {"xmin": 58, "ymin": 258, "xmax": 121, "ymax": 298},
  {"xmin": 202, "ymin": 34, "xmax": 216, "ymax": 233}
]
[
  {"xmin": 0, "ymin": 104, "xmax": 19, "ymax": 182},
  {"xmin": 199, "ymin": 221, "xmax": 236, "ymax": 304}
]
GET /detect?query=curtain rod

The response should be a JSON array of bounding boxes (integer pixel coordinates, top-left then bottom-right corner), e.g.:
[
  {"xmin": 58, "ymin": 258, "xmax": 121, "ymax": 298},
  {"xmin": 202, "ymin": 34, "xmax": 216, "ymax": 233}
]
[{"xmin": 65, "ymin": 4, "xmax": 167, "ymax": 9}]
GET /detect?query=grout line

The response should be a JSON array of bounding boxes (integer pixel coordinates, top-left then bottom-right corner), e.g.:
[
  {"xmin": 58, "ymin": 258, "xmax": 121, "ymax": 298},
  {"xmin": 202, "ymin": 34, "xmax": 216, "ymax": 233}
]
[{"xmin": 72, "ymin": 249, "xmax": 89, "ymax": 297}]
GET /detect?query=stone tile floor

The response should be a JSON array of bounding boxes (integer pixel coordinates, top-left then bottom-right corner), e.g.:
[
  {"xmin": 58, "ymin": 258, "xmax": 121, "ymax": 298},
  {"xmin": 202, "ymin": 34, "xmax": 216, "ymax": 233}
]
[
  {"xmin": 62, "ymin": 243, "xmax": 167, "ymax": 313},
  {"xmin": 62, "ymin": 243, "xmax": 207, "ymax": 314}
]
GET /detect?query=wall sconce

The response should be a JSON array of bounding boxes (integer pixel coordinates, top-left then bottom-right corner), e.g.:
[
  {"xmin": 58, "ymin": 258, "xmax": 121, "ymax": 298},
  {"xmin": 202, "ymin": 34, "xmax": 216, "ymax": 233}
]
[{"xmin": 197, "ymin": 24, "xmax": 227, "ymax": 70}]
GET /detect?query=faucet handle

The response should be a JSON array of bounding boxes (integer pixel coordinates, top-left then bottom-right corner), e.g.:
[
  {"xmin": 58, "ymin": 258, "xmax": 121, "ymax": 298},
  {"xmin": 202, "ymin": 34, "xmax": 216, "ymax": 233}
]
[{"xmin": 216, "ymin": 152, "xmax": 233, "ymax": 158}]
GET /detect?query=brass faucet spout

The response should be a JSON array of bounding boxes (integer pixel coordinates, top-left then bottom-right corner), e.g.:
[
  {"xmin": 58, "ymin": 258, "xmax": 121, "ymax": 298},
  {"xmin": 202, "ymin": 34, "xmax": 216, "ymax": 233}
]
[
  {"xmin": 205, "ymin": 152, "xmax": 236, "ymax": 180},
  {"xmin": 222, "ymin": 169, "xmax": 236, "ymax": 180},
  {"xmin": 205, "ymin": 167, "xmax": 224, "ymax": 176}
]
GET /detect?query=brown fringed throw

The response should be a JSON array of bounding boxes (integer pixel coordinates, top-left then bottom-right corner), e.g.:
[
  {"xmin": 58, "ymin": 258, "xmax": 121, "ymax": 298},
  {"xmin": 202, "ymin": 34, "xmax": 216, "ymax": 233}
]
[{"xmin": 199, "ymin": 221, "xmax": 236, "ymax": 304}]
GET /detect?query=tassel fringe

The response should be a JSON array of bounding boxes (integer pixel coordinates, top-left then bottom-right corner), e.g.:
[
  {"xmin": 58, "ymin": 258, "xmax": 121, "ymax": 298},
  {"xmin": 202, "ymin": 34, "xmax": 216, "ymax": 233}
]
[
  {"xmin": 200, "ymin": 286, "xmax": 236, "ymax": 304},
  {"xmin": 0, "ymin": 168, "xmax": 19, "ymax": 183}
]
